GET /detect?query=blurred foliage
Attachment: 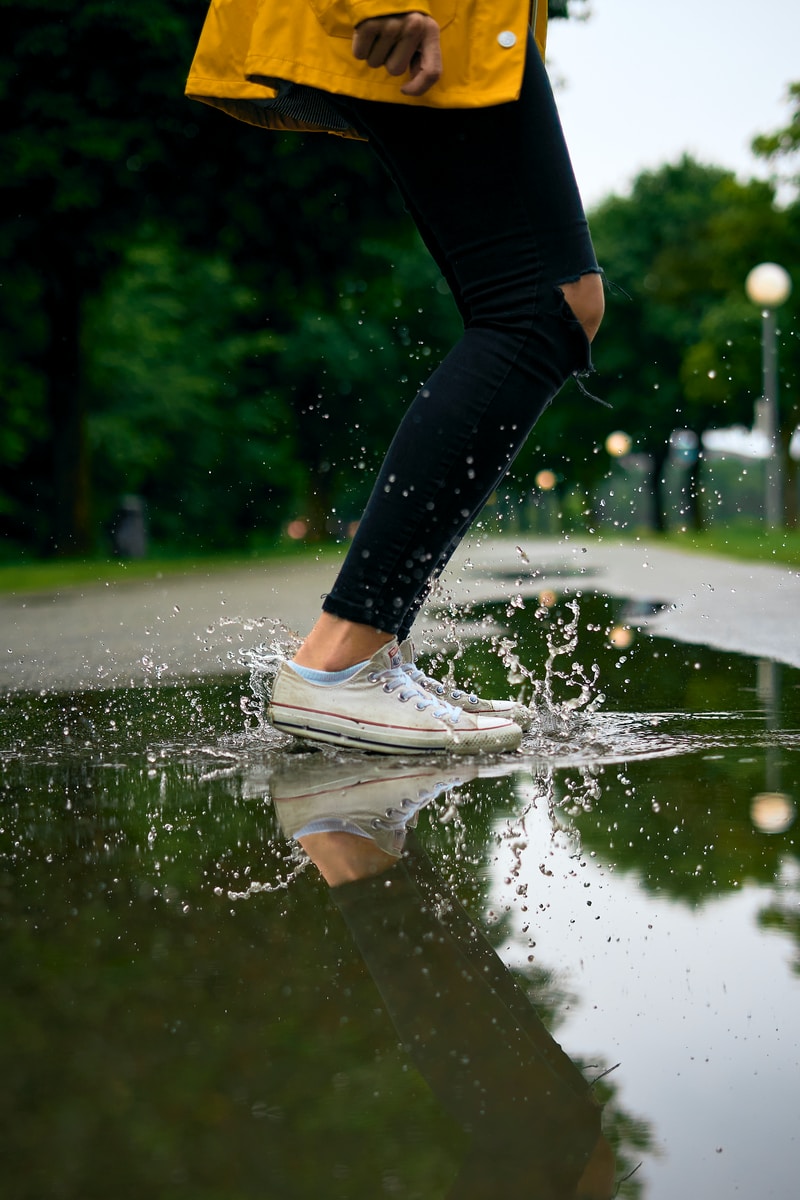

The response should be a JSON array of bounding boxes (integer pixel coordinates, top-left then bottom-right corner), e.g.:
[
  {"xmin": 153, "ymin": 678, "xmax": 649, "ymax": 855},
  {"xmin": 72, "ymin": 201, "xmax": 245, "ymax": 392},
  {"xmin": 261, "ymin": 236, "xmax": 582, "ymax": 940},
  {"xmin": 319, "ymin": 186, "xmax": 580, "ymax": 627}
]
[
  {"xmin": 759, "ymin": 881, "xmax": 800, "ymax": 976},
  {"xmin": 548, "ymin": 0, "xmax": 590, "ymax": 18},
  {"xmin": 1, "ymin": 0, "xmax": 411, "ymax": 554},
  {"xmin": 85, "ymin": 230, "xmax": 459, "ymax": 546},
  {"xmin": 752, "ymin": 79, "xmax": 800, "ymax": 192},
  {"xmin": 513, "ymin": 154, "xmax": 800, "ymax": 531},
  {"xmin": 2, "ymin": 0, "xmax": 798, "ymax": 552},
  {"xmin": 262, "ymin": 236, "xmax": 460, "ymax": 537},
  {"xmin": 86, "ymin": 239, "xmax": 303, "ymax": 548}
]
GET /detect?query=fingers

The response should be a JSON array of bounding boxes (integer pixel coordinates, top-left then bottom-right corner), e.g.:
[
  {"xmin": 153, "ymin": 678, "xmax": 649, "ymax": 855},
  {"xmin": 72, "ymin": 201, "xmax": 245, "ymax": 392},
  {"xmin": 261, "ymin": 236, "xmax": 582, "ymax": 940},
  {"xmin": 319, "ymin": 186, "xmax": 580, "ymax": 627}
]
[
  {"xmin": 352, "ymin": 13, "xmax": 442, "ymax": 97},
  {"xmin": 400, "ymin": 25, "xmax": 442, "ymax": 96}
]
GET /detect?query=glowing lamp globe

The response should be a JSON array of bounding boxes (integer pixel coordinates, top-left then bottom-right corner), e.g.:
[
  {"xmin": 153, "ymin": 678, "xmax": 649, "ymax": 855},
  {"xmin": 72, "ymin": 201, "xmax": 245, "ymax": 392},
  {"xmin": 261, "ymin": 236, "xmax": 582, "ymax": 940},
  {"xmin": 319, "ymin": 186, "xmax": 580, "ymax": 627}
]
[{"xmin": 745, "ymin": 262, "xmax": 792, "ymax": 309}]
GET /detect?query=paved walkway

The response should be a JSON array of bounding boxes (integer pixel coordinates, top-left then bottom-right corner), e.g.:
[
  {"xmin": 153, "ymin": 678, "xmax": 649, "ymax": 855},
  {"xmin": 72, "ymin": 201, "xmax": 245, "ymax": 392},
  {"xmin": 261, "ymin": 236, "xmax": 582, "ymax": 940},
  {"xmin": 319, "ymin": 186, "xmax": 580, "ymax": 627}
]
[{"xmin": 2, "ymin": 537, "xmax": 799, "ymax": 691}]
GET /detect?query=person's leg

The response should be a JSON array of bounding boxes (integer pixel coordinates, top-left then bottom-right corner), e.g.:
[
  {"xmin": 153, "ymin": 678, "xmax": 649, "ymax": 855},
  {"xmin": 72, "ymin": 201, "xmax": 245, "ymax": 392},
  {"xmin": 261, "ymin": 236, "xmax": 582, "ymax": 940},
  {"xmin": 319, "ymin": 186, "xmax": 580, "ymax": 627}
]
[{"xmin": 294, "ymin": 36, "xmax": 602, "ymax": 672}]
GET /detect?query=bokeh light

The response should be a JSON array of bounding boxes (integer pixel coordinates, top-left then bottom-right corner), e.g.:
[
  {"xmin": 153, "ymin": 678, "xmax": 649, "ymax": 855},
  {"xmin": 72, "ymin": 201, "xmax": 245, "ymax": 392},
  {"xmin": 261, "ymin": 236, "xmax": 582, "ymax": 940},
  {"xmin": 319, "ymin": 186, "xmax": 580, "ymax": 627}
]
[{"xmin": 605, "ymin": 430, "xmax": 632, "ymax": 457}]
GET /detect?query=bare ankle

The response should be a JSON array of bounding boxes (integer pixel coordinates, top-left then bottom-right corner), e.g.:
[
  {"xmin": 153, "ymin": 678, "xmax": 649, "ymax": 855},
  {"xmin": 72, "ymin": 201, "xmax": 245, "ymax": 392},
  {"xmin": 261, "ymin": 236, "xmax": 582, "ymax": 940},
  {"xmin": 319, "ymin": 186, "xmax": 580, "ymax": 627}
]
[{"xmin": 293, "ymin": 614, "xmax": 394, "ymax": 672}]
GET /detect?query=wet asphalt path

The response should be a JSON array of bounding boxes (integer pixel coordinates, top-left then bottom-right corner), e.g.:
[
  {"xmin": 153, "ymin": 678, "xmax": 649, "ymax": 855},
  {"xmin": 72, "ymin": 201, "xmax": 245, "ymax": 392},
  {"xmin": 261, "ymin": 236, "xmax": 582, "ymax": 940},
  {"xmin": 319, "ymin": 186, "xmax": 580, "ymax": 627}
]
[{"xmin": 1, "ymin": 537, "xmax": 799, "ymax": 691}]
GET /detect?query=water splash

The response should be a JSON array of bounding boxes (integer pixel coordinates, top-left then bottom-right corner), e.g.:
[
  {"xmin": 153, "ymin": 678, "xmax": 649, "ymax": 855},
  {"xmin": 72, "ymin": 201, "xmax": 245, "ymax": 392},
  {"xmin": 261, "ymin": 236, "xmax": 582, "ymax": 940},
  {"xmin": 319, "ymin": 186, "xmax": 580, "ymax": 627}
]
[
  {"xmin": 237, "ymin": 619, "xmax": 301, "ymax": 733},
  {"xmin": 219, "ymin": 840, "xmax": 310, "ymax": 899},
  {"xmin": 494, "ymin": 598, "xmax": 604, "ymax": 739}
]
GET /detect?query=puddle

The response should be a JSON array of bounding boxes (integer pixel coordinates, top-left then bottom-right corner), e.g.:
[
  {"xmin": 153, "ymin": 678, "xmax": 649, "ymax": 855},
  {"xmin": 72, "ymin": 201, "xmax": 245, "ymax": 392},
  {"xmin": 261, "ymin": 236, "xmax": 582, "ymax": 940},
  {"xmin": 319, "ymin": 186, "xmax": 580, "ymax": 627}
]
[{"xmin": 1, "ymin": 595, "xmax": 799, "ymax": 1199}]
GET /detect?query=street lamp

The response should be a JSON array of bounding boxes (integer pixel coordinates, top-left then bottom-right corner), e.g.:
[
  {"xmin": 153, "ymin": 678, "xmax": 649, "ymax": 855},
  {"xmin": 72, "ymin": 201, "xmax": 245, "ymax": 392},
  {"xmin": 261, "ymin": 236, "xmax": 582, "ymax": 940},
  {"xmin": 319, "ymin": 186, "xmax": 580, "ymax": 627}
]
[{"xmin": 745, "ymin": 262, "xmax": 792, "ymax": 528}]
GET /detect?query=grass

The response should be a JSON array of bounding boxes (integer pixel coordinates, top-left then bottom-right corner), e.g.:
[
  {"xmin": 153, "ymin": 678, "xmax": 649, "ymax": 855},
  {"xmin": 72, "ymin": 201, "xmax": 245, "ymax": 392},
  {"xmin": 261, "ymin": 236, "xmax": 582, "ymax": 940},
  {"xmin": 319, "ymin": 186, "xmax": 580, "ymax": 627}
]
[
  {"xmin": 0, "ymin": 542, "xmax": 345, "ymax": 595},
  {"xmin": 657, "ymin": 525, "xmax": 800, "ymax": 567},
  {"xmin": 2, "ymin": 524, "xmax": 798, "ymax": 596}
]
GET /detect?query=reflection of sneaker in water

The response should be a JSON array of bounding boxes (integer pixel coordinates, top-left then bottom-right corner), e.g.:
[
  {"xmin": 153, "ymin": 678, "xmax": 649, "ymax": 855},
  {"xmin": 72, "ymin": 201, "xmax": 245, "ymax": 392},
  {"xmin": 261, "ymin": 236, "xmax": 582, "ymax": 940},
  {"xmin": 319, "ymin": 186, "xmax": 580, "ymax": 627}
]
[
  {"xmin": 271, "ymin": 758, "xmax": 474, "ymax": 857},
  {"xmin": 399, "ymin": 639, "xmax": 534, "ymax": 732},
  {"xmin": 267, "ymin": 642, "xmax": 521, "ymax": 756}
]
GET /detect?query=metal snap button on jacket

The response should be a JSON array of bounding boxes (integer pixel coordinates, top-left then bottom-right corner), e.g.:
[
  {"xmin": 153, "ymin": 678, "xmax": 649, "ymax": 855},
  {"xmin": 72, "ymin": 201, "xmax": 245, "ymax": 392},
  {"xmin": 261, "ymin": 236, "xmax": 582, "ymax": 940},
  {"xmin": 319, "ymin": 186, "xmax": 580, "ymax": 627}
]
[{"xmin": 497, "ymin": 30, "xmax": 517, "ymax": 48}]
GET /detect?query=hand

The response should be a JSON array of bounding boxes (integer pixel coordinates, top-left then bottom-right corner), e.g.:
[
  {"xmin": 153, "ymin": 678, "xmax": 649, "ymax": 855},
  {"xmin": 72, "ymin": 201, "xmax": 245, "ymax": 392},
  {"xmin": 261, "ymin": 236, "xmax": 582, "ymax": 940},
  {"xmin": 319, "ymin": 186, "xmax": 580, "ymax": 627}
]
[{"xmin": 352, "ymin": 12, "xmax": 442, "ymax": 97}]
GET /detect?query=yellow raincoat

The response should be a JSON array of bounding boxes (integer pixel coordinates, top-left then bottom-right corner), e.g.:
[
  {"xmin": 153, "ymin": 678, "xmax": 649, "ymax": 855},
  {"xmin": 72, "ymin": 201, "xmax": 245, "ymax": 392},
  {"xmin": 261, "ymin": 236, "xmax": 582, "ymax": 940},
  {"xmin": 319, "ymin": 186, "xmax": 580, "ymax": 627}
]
[{"xmin": 186, "ymin": 0, "xmax": 548, "ymax": 136}]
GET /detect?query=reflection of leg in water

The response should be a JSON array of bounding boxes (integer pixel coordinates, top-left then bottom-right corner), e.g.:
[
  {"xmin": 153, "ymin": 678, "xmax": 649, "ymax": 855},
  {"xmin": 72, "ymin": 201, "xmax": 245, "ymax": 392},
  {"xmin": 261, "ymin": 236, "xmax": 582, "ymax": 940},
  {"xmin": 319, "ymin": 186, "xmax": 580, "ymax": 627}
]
[
  {"xmin": 329, "ymin": 843, "xmax": 612, "ymax": 1198},
  {"xmin": 328, "ymin": 849, "xmax": 609, "ymax": 1195},
  {"xmin": 400, "ymin": 832, "xmax": 616, "ymax": 1198},
  {"xmin": 273, "ymin": 760, "xmax": 615, "ymax": 1197}
]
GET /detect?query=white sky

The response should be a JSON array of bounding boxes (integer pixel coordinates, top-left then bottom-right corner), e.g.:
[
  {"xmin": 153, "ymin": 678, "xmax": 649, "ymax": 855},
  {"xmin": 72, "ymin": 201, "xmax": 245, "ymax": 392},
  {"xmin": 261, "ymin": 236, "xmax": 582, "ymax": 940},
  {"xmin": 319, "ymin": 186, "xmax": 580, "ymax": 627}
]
[{"xmin": 546, "ymin": 0, "xmax": 800, "ymax": 209}]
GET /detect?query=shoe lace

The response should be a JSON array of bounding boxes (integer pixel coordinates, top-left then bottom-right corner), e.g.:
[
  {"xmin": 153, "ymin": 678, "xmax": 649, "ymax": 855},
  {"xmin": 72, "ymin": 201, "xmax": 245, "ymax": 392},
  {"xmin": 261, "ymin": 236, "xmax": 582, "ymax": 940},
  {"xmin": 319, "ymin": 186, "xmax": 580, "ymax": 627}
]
[
  {"xmin": 402, "ymin": 661, "xmax": 480, "ymax": 706},
  {"xmin": 369, "ymin": 666, "xmax": 463, "ymax": 723}
]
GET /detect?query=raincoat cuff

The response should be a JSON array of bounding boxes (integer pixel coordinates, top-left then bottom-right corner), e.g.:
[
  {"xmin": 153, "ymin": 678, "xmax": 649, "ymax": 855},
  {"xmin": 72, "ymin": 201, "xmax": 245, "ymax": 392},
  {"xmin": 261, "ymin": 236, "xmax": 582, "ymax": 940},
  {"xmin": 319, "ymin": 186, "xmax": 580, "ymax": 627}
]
[
  {"xmin": 349, "ymin": 0, "xmax": 435, "ymax": 22},
  {"xmin": 309, "ymin": 0, "xmax": 435, "ymax": 39}
]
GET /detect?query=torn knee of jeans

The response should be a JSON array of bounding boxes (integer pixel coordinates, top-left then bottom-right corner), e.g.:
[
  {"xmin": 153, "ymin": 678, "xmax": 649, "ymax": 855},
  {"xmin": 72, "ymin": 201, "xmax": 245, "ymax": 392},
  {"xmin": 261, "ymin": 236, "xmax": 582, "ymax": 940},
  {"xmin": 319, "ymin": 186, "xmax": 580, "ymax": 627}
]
[
  {"xmin": 548, "ymin": 287, "xmax": 593, "ymax": 374},
  {"xmin": 555, "ymin": 267, "xmax": 605, "ymax": 325},
  {"xmin": 547, "ymin": 272, "xmax": 612, "ymax": 405},
  {"xmin": 549, "ymin": 267, "xmax": 602, "ymax": 355},
  {"xmin": 556, "ymin": 267, "xmax": 603, "ymax": 288}
]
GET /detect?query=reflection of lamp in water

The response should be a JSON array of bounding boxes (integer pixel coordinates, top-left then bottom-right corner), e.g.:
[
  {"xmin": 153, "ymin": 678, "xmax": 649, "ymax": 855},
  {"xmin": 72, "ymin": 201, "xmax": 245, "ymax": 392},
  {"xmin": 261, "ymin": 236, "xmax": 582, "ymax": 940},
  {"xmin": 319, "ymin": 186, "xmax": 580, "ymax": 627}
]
[
  {"xmin": 751, "ymin": 792, "xmax": 796, "ymax": 834},
  {"xmin": 605, "ymin": 430, "xmax": 632, "ymax": 458},
  {"xmin": 745, "ymin": 262, "xmax": 792, "ymax": 529},
  {"xmin": 751, "ymin": 658, "xmax": 795, "ymax": 834}
]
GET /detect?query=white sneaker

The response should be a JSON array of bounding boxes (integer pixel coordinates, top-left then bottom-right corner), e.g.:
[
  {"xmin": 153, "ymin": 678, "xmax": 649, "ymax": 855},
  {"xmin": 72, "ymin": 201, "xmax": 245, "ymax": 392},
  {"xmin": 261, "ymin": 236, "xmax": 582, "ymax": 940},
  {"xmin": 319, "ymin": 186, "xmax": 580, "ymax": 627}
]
[
  {"xmin": 399, "ymin": 639, "xmax": 534, "ymax": 732},
  {"xmin": 271, "ymin": 758, "xmax": 475, "ymax": 857},
  {"xmin": 267, "ymin": 642, "xmax": 521, "ymax": 756}
]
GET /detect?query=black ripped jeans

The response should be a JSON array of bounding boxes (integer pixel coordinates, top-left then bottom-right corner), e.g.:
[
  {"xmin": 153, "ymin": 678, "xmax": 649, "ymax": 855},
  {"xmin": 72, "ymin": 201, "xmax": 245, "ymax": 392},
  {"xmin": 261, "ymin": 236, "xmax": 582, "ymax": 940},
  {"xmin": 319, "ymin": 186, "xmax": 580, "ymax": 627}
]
[{"xmin": 322, "ymin": 34, "xmax": 599, "ymax": 641}]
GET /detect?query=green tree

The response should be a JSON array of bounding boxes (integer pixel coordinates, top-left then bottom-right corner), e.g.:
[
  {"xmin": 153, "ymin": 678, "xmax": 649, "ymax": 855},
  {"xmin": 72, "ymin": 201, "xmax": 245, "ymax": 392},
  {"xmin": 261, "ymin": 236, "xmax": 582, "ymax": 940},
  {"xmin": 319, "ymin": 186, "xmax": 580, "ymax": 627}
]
[
  {"xmin": 2, "ymin": 0, "xmax": 206, "ymax": 552},
  {"xmin": 746, "ymin": 82, "xmax": 800, "ymax": 526},
  {"xmin": 1, "ymin": 0, "xmax": 400, "ymax": 555},
  {"xmin": 548, "ymin": 0, "xmax": 590, "ymax": 17},
  {"xmin": 677, "ymin": 140, "xmax": 800, "ymax": 527},
  {"xmin": 516, "ymin": 157, "xmax": 799, "ymax": 531},
  {"xmin": 86, "ymin": 238, "xmax": 306, "ymax": 550},
  {"xmin": 86, "ymin": 229, "xmax": 461, "ymax": 549},
  {"xmin": 510, "ymin": 158, "xmax": 733, "ymax": 530},
  {"xmin": 260, "ymin": 234, "xmax": 461, "ymax": 539},
  {"xmin": 752, "ymin": 80, "xmax": 800, "ymax": 193}
]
